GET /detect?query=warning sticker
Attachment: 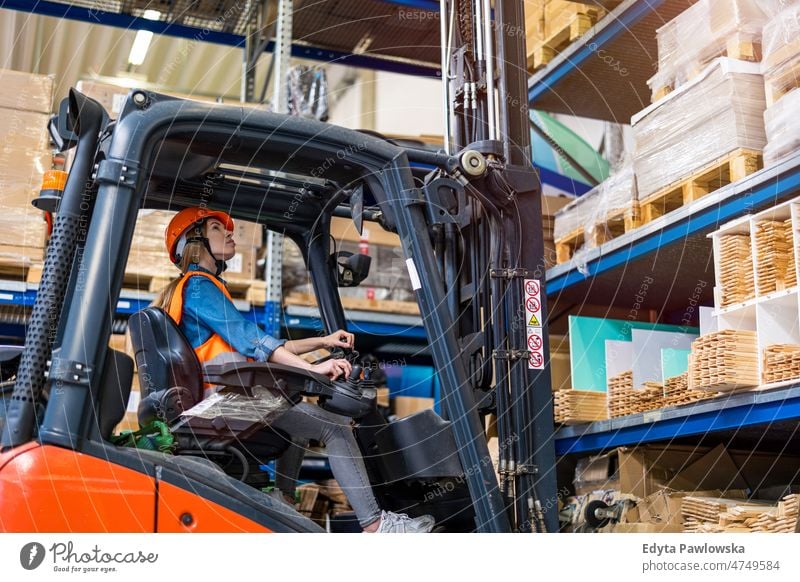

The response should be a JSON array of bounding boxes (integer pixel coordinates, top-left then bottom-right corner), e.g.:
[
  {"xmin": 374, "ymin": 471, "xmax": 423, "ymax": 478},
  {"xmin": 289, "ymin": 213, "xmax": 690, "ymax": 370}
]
[
  {"xmin": 523, "ymin": 279, "xmax": 544, "ymax": 369},
  {"xmin": 523, "ymin": 278, "xmax": 542, "ymax": 330},
  {"xmin": 527, "ymin": 327, "xmax": 545, "ymax": 370}
]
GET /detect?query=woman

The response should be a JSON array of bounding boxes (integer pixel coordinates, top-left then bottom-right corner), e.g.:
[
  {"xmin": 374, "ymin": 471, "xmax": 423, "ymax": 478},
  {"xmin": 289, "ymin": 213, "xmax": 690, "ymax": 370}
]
[{"xmin": 154, "ymin": 207, "xmax": 434, "ymax": 533}]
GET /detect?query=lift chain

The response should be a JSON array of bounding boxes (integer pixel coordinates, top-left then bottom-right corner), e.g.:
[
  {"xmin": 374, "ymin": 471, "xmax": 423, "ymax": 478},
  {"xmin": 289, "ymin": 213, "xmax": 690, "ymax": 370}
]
[
  {"xmin": 492, "ymin": 349, "xmax": 530, "ymax": 361},
  {"xmin": 490, "ymin": 268, "xmax": 534, "ymax": 279}
]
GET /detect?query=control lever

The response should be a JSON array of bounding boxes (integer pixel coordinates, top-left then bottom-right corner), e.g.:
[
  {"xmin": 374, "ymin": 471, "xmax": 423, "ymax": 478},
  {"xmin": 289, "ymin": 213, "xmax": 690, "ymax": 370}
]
[{"xmin": 348, "ymin": 364, "xmax": 363, "ymax": 383}]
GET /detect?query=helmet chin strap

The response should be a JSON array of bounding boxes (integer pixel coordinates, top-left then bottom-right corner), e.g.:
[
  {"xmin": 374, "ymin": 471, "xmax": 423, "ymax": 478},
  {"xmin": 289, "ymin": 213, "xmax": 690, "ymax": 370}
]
[{"xmin": 185, "ymin": 224, "xmax": 227, "ymax": 277}]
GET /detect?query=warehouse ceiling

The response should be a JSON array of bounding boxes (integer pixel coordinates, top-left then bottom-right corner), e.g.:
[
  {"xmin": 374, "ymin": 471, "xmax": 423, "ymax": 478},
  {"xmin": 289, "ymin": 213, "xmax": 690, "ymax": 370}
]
[
  {"xmin": 0, "ymin": 7, "xmax": 272, "ymax": 109},
  {"xmin": 0, "ymin": 0, "xmax": 442, "ymax": 113}
]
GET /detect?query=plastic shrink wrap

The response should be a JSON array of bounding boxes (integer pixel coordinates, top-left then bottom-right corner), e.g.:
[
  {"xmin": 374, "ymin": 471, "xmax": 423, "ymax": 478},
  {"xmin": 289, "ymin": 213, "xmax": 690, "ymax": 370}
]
[
  {"xmin": 763, "ymin": 89, "xmax": 800, "ymax": 166},
  {"xmin": 633, "ymin": 58, "xmax": 766, "ymax": 201},
  {"xmin": 648, "ymin": 0, "xmax": 773, "ymax": 97},
  {"xmin": 554, "ymin": 163, "xmax": 637, "ymax": 255},
  {"xmin": 761, "ymin": 3, "xmax": 800, "ymax": 106}
]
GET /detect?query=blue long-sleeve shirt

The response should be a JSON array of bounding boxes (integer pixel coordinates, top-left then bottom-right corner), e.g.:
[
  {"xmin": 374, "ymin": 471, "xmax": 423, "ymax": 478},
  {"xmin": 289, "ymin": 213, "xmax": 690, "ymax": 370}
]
[{"xmin": 179, "ymin": 266, "xmax": 285, "ymax": 362}]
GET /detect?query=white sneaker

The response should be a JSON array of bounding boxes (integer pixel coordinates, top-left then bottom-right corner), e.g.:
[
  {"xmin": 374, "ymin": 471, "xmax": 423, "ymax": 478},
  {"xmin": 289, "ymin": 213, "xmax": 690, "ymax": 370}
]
[{"xmin": 374, "ymin": 510, "xmax": 435, "ymax": 533}]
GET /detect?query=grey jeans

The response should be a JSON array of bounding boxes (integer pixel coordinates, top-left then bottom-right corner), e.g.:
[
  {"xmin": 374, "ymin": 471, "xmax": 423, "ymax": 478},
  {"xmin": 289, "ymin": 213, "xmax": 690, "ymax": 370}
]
[{"xmin": 270, "ymin": 402, "xmax": 382, "ymax": 527}]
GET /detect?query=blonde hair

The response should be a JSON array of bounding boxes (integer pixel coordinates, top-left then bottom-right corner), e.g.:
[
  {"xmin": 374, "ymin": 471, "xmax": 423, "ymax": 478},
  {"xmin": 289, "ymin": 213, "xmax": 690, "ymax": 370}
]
[{"xmin": 152, "ymin": 223, "xmax": 211, "ymax": 310}]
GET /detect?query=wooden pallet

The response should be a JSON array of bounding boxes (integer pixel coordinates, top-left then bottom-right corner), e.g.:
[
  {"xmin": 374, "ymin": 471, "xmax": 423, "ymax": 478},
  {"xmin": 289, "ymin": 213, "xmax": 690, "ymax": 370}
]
[
  {"xmin": 639, "ymin": 149, "xmax": 763, "ymax": 225},
  {"xmin": 0, "ymin": 259, "xmax": 43, "ymax": 284},
  {"xmin": 527, "ymin": 7, "xmax": 604, "ymax": 72},
  {"xmin": 125, "ymin": 272, "xmax": 269, "ymax": 306},
  {"xmin": 554, "ymin": 204, "xmax": 640, "ymax": 265},
  {"xmin": 284, "ymin": 291, "xmax": 420, "ymax": 315},
  {"xmin": 650, "ymin": 35, "xmax": 762, "ymax": 102}
]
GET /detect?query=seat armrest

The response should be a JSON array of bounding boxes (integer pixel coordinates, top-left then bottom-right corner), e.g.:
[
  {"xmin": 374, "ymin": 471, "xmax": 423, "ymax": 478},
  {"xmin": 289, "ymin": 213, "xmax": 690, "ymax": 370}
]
[{"xmin": 203, "ymin": 361, "xmax": 332, "ymax": 399}]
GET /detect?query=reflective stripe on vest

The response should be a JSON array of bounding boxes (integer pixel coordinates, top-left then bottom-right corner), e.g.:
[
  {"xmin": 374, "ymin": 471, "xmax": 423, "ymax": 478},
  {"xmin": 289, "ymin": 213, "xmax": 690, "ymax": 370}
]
[{"xmin": 166, "ymin": 271, "xmax": 237, "ymax": 365}]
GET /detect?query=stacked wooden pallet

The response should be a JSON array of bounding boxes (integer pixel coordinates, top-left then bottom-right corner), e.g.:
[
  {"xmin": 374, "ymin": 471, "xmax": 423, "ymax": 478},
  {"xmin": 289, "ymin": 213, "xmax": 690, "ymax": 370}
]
[
  {"xmin": 755, "ymin": 220, "xmax": 796, "ymax": 294},
  {"xmin": 719, "ymin": 234, "xmax": 756, "ymax": 307},
  {"xmin": 526, "ymin": 1, "xmax": 611, "ymax": 72},
  {"xmin": 688, "ymin": 330, "xmax": 760, "ymax": 391},
  {"xmin": 607, "ymin": 371, "xmax": 634, "ymax": 418},
  {"xmin": 553, "ymin": 390, "xmax": 608, "ymax": 424},
  {"xmin": 763, "ymin": 344, "xmax": 800, "ymax": 384}
]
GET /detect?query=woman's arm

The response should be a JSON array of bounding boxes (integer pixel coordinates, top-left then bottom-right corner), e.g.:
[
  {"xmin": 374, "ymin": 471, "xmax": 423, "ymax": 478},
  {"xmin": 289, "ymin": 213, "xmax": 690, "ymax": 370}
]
[
  {"xmin": 283, "ymin": 330, "xmax": 355, "ymax": 355},
  {"xmin": 269, "ymin": 346, "xmax": 352, "ymax": 379}
]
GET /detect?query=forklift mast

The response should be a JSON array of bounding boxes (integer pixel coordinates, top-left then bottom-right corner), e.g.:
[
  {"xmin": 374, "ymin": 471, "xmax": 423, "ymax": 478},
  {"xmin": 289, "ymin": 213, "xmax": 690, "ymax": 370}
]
[
  {"xmin": 437, "ymin": 0, "xmax": 558, "ymax": 532},
  {"xmin": 1, "ymin": 3, "xmax": 556, "ymax": 534}
]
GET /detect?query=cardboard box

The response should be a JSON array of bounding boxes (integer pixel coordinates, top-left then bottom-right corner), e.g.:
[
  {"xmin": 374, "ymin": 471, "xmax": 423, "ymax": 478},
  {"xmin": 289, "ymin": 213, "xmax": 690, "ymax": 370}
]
[
  {"xmin": 330, "ymin": 216, "xmax": 401, "ymax": 247},
  {"xmin": 617, "ymin": 445, "xmax": 708, "ymax": 499},
  {"xmin": 391, "ymin": 396, "xmax": 434, "ymax": 418},
  {"xmin": 637, "ymin": 490, "xmax": 687, "ymax": 526},
  {"xmin": 0, "ymin": 69, "xmax": 54, "ymax": 114},
  {"xmin": 574, "ymin": 450, "xmax": 620, "ymax": 495},
  {"xmin": 0, "ymin": 109, "xmax": 52, "ymax": 190},
  {"xmin": 125, "ymin": 210, "xmax": 261, "ymax": 281}
]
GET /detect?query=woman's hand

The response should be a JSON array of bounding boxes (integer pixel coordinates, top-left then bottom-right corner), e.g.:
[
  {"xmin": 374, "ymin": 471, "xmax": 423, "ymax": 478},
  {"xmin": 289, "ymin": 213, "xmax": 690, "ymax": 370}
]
[
  {"xmin": 324, "ymin": 329, "xmax": 355, "ymax": 350},
  {"xmin": 310, "ymin": 358, "xmax": 353, "ymax": 380}
]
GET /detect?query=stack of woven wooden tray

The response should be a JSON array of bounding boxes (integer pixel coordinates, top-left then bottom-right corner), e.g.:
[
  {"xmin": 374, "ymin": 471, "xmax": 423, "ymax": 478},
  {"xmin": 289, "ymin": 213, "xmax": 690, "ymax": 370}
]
[
  {"xmin": 553, "ymin": 390, "xmax": 609, "ymax": 424},
  {"xmin": 663, "ymin": 372, "xmax": 716, "ymax": 407},
  {"xmin": 607, "ymin": 371, "xmax": 635, "ymax": 418},
  {"xmin": 684, "ymin": 494, "xmax": 798, "ymax": 533},
  {"xmin": 688, "ymin": 329, "xmax": 760, "ymax": 391},
  {"xmin": 755, "ymin": 219, "xmax": 796, "ymax": 294},
  {"xmin": 719, "ymin": 234, "xmax": 756, "ymax": 307},
  {"xmin": 763, "ymin": 344, "xmax": 800, "ymax": 383}
]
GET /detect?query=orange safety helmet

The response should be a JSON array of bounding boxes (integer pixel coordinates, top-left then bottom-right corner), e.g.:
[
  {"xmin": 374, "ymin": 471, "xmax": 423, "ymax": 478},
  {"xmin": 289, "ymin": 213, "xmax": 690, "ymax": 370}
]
[{"xmin": 165, "ymin": 207, "xmax": 235, "ymax": 264}]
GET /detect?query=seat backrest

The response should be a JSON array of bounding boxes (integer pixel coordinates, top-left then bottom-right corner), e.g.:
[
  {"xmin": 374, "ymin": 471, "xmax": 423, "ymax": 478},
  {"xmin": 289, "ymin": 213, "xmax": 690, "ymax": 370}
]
[{"xmin": 127, "ymin": 307, "xmax": 204, "ymax": 404}]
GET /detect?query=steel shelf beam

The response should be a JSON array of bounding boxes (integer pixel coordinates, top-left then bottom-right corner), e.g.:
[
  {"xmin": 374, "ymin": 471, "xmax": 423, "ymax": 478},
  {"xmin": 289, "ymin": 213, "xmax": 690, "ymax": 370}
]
[
  {"xmin": 546, "ymin": 153, "xmax": 800, "ymax": 296},
  {"xmin": 555, "ymin": 385, "xmax": 800, "ymax": 455}
]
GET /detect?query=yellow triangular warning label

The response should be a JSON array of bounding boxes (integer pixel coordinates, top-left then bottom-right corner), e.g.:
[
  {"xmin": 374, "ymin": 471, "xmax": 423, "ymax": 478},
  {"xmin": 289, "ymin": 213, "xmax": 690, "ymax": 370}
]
[{"xmin": 528, "ymin": 314, "xmax": 540, "ymax": 326}]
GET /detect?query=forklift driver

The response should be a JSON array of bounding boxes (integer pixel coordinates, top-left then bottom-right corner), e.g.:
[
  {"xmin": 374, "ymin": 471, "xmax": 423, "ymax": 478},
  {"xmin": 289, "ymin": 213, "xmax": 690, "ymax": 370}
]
[{"xmin": 154, "ymin": 207, "xmax": 435, "ymax": 533}]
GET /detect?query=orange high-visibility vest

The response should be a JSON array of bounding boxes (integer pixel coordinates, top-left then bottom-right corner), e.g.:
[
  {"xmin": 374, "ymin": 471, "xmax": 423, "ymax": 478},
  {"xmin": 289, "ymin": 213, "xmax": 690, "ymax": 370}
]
[{"xmin": 167, "ymin": 270, "xmax": 238, "ymax": 365}]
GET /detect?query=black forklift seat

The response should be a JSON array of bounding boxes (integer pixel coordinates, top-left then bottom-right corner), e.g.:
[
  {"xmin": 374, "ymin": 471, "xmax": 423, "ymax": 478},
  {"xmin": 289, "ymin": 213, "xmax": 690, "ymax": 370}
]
[{"xmin": 127, "ymin": 307, "xmax": 292, "ymax": 462}]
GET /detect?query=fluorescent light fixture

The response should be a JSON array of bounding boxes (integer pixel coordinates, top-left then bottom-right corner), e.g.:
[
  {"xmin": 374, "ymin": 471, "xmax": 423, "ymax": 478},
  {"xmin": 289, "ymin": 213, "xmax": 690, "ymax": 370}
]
[{"xmin": 127, "ymin": 10, "xmax": 161, "ymax": 66}]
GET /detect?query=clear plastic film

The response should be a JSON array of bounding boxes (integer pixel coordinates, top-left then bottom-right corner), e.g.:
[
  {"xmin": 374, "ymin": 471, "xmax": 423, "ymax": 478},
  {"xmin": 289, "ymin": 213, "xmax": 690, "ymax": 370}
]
[
  {"xmin": 181, "ymin": 386, "xmax": 291, "ymax": 424},
  {"xmin": 633, "ymin": 58, "xmax": 767, "ymax": 200},
  {"xmin": 648, "ymin": 0, "xmax": 774, "ymax": 96},
  {"xmin": 761, "ymin": 3, "xmax": 800, "ymax": 99},
  {"xmin": 763, "ymin": 88, "xmax": 800, "ymax": 166},
  {"xmin": 553, "ymin": 162, "xmax": 636, "ymax": 253},
  {"xmin": 286, "ymin": 66, "xmax": 329, "ymax": 121}
]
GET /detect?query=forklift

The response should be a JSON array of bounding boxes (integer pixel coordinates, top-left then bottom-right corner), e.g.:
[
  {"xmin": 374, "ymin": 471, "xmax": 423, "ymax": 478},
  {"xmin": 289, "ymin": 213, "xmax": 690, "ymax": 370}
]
[{"xmin": 0, "ymin": 1, "xmax": 556, "ymax": 533}]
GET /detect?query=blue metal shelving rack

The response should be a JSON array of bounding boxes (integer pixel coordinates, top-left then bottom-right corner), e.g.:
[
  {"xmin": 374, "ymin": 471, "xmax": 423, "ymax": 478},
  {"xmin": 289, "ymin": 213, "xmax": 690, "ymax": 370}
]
[{"xmin": 526, "ymin": 1, "xmax": 800, "ymax": 455}]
